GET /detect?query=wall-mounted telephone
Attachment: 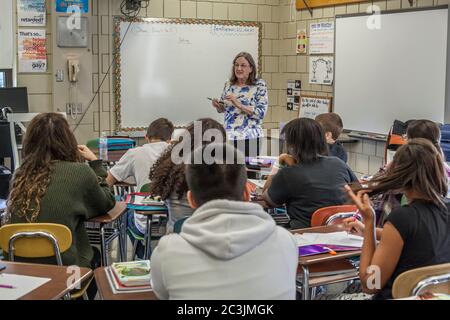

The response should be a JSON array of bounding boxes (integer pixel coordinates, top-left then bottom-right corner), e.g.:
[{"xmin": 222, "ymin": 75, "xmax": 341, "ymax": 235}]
[{"xmin": 68, "ymin": 59, "xmax": 80, "ymax": 82}]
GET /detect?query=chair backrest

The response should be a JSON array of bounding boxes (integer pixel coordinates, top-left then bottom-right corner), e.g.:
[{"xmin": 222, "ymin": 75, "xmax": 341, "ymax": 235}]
[
  {"xmin": 0, "ymin": 223, "xmax": 72, "ymax": 265},
  {"xmin": 140, "ymin": 183, "xmax": 150, "ymax": 193},
  {"xmin": 311, "ymin": 205, "xmax": 358, "ymax": 227},
  {"xmin": 392, "ymin": 263, "xmax": 450, "ymax": 298}
]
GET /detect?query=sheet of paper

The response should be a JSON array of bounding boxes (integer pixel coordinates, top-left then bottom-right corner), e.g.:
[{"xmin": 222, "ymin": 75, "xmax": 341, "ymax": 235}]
[
  {"xmin": 0, "ymin": 273, "xmax": 51, "ymax": 300},
  {"xmin": 293, "ymin": 231, "xmax": 364, "ymax": 248},
  {"xmin": 248, "ymin": 179, "xmax": 266, "ymax": 189}
]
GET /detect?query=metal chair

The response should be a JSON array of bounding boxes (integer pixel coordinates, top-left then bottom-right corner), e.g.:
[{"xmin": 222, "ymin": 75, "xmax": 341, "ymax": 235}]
[
  {"xmin": 0, "ymin": 223, "xmax": 92, "ymax": 299},
  {"xmin": 392, "ymin": 263, "xmax": 450, "ymax": 298}
]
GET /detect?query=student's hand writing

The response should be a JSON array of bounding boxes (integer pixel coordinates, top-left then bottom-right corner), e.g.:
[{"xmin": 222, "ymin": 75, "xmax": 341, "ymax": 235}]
[
  {"xmin": 344, "ymin": 185, "xmax": 375, "ymax": 223},
  {"xmin": 78, "ymin": 145, "xmax": 98, "ymax": 161},
  {"xmin": 343, "ymin": 217, "xmax": 365, "ymax": 236},
  {"xmin": 278, "ymin": 153, "xmax": 297, "ymax": 167}
]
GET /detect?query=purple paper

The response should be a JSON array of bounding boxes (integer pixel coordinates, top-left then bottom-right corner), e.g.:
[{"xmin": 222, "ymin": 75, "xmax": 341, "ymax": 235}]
[{"xmin": 299, "ymin": 244, "xmax": 360, "ymax": 256}]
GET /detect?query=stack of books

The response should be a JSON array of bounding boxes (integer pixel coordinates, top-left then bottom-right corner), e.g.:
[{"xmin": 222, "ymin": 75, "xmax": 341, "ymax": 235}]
[{"xmin": 105, "ymin": 260, "xmax": 153, "ymax": 294}]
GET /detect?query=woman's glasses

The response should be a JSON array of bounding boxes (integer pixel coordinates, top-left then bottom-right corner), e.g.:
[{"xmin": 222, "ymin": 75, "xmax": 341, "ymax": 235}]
[{"xmin": 234, "ymin": 63, "xmax": 250, "ymax": 69}]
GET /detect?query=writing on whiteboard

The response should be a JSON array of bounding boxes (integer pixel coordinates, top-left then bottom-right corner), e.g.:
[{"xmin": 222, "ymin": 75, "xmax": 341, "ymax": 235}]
[
  {"xmin": 211, "ymin": 25, "xmax": 257, "ymax": 36},
  {"xmin": 299, "ymin": 96, "xmax": 331, "ymax": 119}
]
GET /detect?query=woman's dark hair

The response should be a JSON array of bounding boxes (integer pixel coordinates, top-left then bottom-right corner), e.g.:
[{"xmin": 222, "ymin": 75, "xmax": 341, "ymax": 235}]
[
  {"xmin": 363, "ymin": 138, "xmax": 448, "ymax": 208},
  {"xmin": 148, "ymin": 118, "xmax": 226, "ymax": 200},
  {"xmin": 230, "ymin": 52, "xmax": 257, "ymax": 86},
  {"xmin": 406, "ymin": 119, "xmax": 441, "ymax": 150},
  {"xmin": 281, "ymin": 118, "xmax": 328, "ymax": 164},
  {"xmin": 7, "ymin": 113, "xmax": 82, "ymax": 222}
]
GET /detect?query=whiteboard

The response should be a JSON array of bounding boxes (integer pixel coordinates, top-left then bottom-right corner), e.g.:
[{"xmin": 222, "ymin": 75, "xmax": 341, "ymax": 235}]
[
  {"xmin": 334, "ymin": 7, "xmax": 448, "ymax": 134},
  {"xmin": 115, "ymin": 18, "xmax": 261, "ymax": 129}
]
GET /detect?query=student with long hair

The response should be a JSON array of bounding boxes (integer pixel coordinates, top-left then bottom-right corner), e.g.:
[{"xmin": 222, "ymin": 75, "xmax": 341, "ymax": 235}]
[
  {"xmin": 263, "ymin": 118, "xmax": 358, "ymax": 229},
  {"xmin": 345, "ymin": 138, "xmax": 450, "ymax": 299},
  {"xmin": 148, "ymin": 118, "xmax": 226, "ymax": 234},
  {"xmin": 6, "ymin": 113, "xmax": 115, "ymax": 268}
]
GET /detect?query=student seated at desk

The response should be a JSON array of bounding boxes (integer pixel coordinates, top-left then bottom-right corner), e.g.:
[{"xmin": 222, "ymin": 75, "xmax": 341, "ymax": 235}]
[
  {"xmin": 263, "ymin": 118, "xmax": 358, "ymax": 229},
  {"xmin": 148, "ymin": 118, "xmax": 225, "ymax": 234},
  {"xmin": 343, "ymin": 138, "xmax": 450, "ymax": 300},
  {"xmin": 315, "ymin": 112, "xmax": 347, "ymax": 163},
  {"xmin": 150, "ymin": 143, "xmax": 298, "ymax": 299},
  {"xmin": 5, "ymin": 113, "xmax": 115, "ymax": 268},
  {"xmin": 106, "ymin": 118, "xmax": 174, "ymax": 245}
]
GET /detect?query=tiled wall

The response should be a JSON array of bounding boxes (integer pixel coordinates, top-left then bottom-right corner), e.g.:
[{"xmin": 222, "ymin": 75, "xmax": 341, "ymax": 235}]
[{"xmin": 13, "ymin": 0, "xmax": 450, "ymax": 175}]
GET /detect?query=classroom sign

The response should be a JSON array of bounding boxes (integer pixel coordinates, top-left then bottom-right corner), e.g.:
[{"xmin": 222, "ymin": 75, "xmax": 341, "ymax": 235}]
[
  {"xmin": 17, "ymin": 0, "xmax": 46, "ymax": 27},
  {"xmin": 18, "ymin": 29, "xmax": 47, "ymax": 73},
  {"xmin": 309, "ymin": 22, "xmax": 334, "ymax": 54},
  {"xmin": 309, "ymin": 56, "xmax": 334, "ymax": 85},
  {"xmin": 56, "ymin": 0, "xmax": 89, "ymax": 13},
  {"xmin": 299, "ymin": 96, "xmax": 331, "ymax": 119}
]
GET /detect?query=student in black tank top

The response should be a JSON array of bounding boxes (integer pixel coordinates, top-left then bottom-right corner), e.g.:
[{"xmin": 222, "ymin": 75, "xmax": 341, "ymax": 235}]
[{"xmin": 344, "ymin": 138, "xmax": 450, "ymax": 299}]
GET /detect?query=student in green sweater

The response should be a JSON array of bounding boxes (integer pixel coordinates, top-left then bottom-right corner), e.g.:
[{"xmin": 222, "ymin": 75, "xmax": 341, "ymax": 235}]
[{"xmin": 5, "ymin": 113, "xmax": 115, "ymax": 268}]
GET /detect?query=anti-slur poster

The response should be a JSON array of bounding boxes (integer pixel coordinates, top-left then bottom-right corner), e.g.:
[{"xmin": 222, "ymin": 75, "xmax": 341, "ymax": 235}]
[
  {"xmin": 18, "ymin": 29, "xmax": 47, "ymax": 73},
  {"xmin": 17, "ymin": 0, "xmax": 46, "ymax": 26}
]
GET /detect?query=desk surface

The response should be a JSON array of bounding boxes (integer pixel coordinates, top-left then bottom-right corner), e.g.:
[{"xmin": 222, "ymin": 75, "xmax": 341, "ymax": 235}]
[
  {"xmin": 1, "ymin": 261, "xmax": 92, "ymax": 300},
  {"xmin": 89, "ymin": 201, "xmax": 127, "ymax": 224},
  {"xmin": 291, "ymin": 225, "xmax": 362, "ymax": 266},
  {"xmin": 94, "ymin": 267, "xmax": 157, "ymax": 300}
]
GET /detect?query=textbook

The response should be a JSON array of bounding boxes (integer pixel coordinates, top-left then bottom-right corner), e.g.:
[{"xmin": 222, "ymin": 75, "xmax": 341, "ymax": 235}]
[
  {"xmin": 105, "ymin": 268, "xmax": 152, "ymax": 294},
  {"xmin": 125, "ymin": 192, "xmax": 166, "ymax": 210},
  {"xmin": 110, "ymin": 260, "xmax": 151, "ymax": 287}
]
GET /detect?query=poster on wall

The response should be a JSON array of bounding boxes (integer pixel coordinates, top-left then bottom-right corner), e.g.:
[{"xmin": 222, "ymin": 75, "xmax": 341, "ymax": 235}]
[
  {"xmin": 18, "ymin": 29, "xmax": 47, "ymax": 73},
  {"xmin": 299, "ymin": 96, "xmax": 331, "ymax": 119},
  {"xmin": 309, "ymin": 22, "xmax": 334, "ymax": 54},
  {"xmin": 309, "ymin": 56, "xmax": 334, "ymax": 85},
  {"xmin": 296, "ymin": 29, "xmax": 307, "ymax": 54},
  {"xmin": 56, "ymin": 0, "xmax": 89, "ymax": 13},
  {"xmin": 17, "ymin": 0, "xmax": 46, "ymax": 27},
  {"xmin": 287, "ymin": 80, "xmax": 301, "ymax": 111}
]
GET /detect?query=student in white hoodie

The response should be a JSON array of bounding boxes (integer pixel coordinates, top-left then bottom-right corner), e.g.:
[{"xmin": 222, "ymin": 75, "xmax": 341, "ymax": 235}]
[{"xmin": 150, "ymin": 143, "xmax": 299, "ymax": 300}]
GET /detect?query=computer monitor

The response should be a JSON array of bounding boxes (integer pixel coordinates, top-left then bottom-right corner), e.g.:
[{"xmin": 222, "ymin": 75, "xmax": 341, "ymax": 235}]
[{"xmin": 0, "ymin": 87, "xmax": 29, "ymax": 113}]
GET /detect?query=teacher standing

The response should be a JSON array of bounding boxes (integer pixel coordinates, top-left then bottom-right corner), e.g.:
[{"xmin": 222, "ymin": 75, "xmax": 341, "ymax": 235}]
[{"xmin": 212, "ymin": 52, "xmax": 268, "ymax": 157}]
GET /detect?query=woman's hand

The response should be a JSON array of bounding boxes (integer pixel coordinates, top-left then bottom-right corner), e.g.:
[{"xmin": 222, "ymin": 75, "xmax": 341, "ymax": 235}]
[
  {"xmin": 278, "ymin": 153, "xmax": 296, "ymax": 167},
  {"xmin": 343, "ymin": 217, "xmax": 365, "ymax": 236},
  {"xmin": 344, "ymin": 185, "xmax": 375, "ymax": 223},
  {"xmin": 78, "ymin": 145, "xmax": 98, "ymax": 161},
  {"xmin": 212, "ymin": 99, "xmax": 225, "ymax": 113},
  {"xmin": 224, "ymin": 93, "xmax": 239, "ymax": 106}
]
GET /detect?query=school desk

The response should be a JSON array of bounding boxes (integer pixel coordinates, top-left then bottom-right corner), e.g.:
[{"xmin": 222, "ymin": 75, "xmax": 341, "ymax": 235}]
[
  {"xmin": 291, "ymin": 225, "xmax": 361, "ymax": 300},
  {"xmin": 94, "ymin": 267, "xmax": 157, "ymax": 300},
  {"xmin": 1, "ymin": 261, "xmax": 92, "ymax": 300},
  {"xmin": 87, "ymin": 201, "xmax": 128, "ymax": 266}
]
